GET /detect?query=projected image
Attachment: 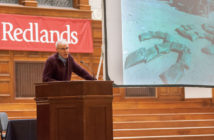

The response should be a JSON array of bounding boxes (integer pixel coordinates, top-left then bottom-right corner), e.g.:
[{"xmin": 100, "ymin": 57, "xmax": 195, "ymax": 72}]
[{"xmin": 122, "ymin": 0, "xmax": 214, "ymax": 85}]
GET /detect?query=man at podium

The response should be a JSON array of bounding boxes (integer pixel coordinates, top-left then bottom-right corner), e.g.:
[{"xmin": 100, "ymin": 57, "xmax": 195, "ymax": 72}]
[{"xmin": 42, "ymin": 39, "xmax": 96, "ymax": 82}]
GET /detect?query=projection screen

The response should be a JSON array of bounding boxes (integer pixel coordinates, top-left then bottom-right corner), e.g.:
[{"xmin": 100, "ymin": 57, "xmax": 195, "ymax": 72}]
[{"xmin": 104, "ymin": 0, "xmax": 214, "ymax": 87}]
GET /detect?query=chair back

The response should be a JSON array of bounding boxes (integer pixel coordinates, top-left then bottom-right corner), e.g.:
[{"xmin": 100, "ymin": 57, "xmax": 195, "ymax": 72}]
[{"xmin": 0, "ymin": 112, "xmax": 8, "ymax": 131}]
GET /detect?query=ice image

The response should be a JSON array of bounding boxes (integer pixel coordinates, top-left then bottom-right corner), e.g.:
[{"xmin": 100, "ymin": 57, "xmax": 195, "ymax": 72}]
[{"xmin": 122, "ymin": 0, "xmax": 214, "ymax": 85}]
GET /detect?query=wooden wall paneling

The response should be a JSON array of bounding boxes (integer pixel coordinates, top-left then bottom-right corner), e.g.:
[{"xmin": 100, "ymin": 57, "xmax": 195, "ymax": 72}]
[
  {"xmin": 93, "ymin": 63, "xmax": 103, "ymax": 77},
  {"xmin": 72, "ymin": 0, "xmax": 79, "ymax": 8},
  {"xmin": 112, "ymin": 87, "xmax": 185, "ymax": 102},
  {"xmin": 71, "ymin": 60, "xmax": 103, "ymax": 81},
  {"xmin": 0, "ymin": 80, "xmax": 10, "ymax": 97},
  {"xmin": 112, "ymin": 87, "xmax": 158, "ymax": 102},
  {"xmin": 79, "ymin": 0, "xmax": 89, "ymax": 5},
  {"xmin": 10, "ymin": 51, "xmax": 16, "ymax": 101},
  {"xmin": 26, "ymin": 52, "xmax": 47, "ymax": 61},
  {"xmin": 92, "ymin": 46, "xmax": 102, "ymax": 57},
  {"xmin": 13, "ymin": 51, "xmax": 47, "ymax": 62},
  {"xmin": 13, "ymin": 51, "xmax": 27, "ymax": 58},
  {"xmin": 12, "ymin": 51, "xmax": 46, "ymax": 102},
  {"xmin": 92, "ymin": 20, "xmax": 102, "ymax": 28},
  {"xmin": 9, "ymin": 51, "xmax": 15, "ymax": 101},
  {"xmin": 112, "ymin": 88, "xmax": 127, "ymax": 102},
  {"xmin": 0, "ymin": 60, "xmax": 11, "ymax": 98},
  {"xmin": 28, "ymin": 51, "xmax": 42, "ymax": 58},
  {"xmin": 79, "ymin": 56, "xmax": 95, "ymax": 77},
  {"xmin": 19, "ymin": 0, "xmax": 37, "ymax": 7},
  {"xmin": 87, "ymin": 56, "xmax": 94, "ymax": 76},
  {"xmin": 0, "ymin": 60, "xmax": 10, "ymax": 76},
  {"xmin": 0, "ymin": 51, "xmax": 11, "ymax": 98},
  {"xmin": 92, "ymin": 21, "xmax": 103, "ymax": 59},
  {"xmin": 19, "ymin": 0, "xmax": 23, "ymax": 4},
  {"xmin": 0, "ymin": 51, "xmax": 13, "ymax": 101},
  {"xmin": 41, "ymin": 52, "xmax": 54, "ymax": 58},
  {"xmin": 73, "ymin": 0, "xmax": 91, "ymax": 10},
  {"xmin": 71, "ymin": 73, "xmax": 84, "ymax": 80},
  {"xmin": 0, "ymin": 51, "xmax": 10, "ymax": 60},
  {"xmin": 81, "ymin": 57, "xmax": 100, "ymax": 66},
  {"xmin": 72, "ymin": 54, "xmax": 81, "ymax": 64},
  {"xmin": 0, "ymin": 74, "xmax": 9, "ymax": 80},
  {"xmin": 8, "ymin": 51, "xmax": 47, "ymax": 103},
  {"xmin": 113, "ymin": 88, "xmax": 124, "ymax": 102},
  {"xmin": 118, "ymin": 88, "xmax": 126, "ymax": 101},
  {"xmin": 157, "ymin": 87, "xmax": 168, "ymax": 96},
  {"xmin": 92, "ymin": 20, "xmax": 102, "ymax": 40},
  {"xmin": 157, "ymin": 87, "xmax": 184, "ymax": 101}
]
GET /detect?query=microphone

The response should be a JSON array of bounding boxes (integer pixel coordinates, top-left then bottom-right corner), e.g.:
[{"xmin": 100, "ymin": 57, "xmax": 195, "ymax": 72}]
[{"xmin": 80, "ymin": 61, "xmax": 95, "ymax": 78}]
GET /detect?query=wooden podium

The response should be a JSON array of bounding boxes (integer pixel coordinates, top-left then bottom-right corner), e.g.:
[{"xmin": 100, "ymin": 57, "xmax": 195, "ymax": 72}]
[{"xmin": 35, "ymin": 81, "xmax": 113, "ymax": 140}]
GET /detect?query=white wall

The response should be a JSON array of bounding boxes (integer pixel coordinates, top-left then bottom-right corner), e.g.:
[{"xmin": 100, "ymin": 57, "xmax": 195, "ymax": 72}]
[
  {"xmin": 89, "ymin": 0, "xmax": 102, "ymax": 20},
  {"xmin": 185, "ymin": 87, "xmax": 212, "ymax": 98}
]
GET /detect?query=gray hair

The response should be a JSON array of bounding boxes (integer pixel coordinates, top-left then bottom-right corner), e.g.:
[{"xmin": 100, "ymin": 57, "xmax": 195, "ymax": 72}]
[{"xmin": 55, "ymin": 39, "xmax": 68, "ymax": 49}]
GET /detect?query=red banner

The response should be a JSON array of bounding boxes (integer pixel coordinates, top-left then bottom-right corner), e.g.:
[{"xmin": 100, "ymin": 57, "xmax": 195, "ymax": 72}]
[{"xmin": 0, "ymin": 14, "xmax": 93, "ymax": 53}]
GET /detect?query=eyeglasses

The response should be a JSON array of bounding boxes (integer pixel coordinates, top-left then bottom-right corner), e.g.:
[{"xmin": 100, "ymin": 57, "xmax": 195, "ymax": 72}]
[{"xmin": 58, "ymin": 47, "xmax": 69, "ymax": 50}]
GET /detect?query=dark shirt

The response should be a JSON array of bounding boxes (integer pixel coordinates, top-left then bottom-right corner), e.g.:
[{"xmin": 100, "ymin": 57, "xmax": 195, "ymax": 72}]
[{"xmin": 42, "ymin": 53, "xmax": 95, "ymax": 82}]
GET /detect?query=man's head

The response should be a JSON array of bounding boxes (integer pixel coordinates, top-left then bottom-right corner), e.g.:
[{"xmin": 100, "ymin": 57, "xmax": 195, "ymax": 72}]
[{"xmin": 56, "ymin": 39, "xmax": 69, "ymax": 59}]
